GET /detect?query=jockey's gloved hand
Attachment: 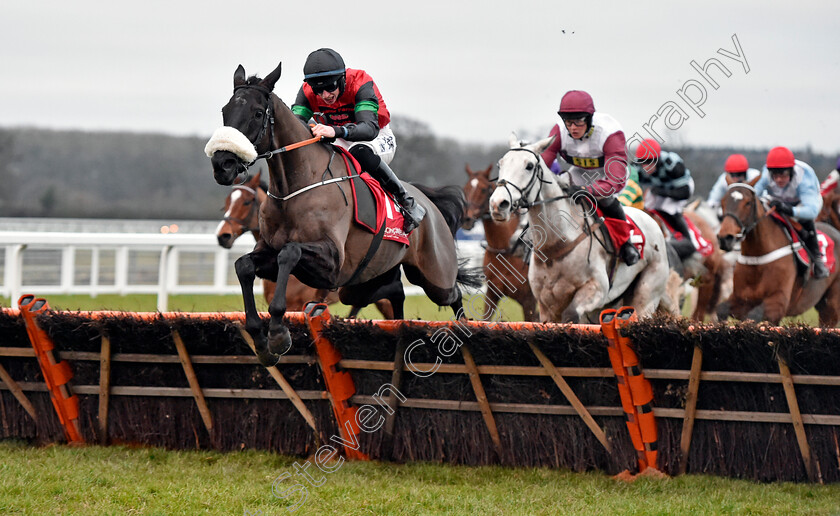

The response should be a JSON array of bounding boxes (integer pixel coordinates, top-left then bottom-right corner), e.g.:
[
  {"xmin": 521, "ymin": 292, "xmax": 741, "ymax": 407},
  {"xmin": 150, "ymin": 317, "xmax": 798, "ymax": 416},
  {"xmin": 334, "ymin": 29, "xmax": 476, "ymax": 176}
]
[
  {"xmin": 770, "ymin": 200, "xmax": 794, "ymax": 216},
  {"xmin": 651, "ymin": 186, "xmax": 668, "ymax": 196},
  {"xmin": 567, "ymin": 184, "xmax": 588, "ymax": 197}
]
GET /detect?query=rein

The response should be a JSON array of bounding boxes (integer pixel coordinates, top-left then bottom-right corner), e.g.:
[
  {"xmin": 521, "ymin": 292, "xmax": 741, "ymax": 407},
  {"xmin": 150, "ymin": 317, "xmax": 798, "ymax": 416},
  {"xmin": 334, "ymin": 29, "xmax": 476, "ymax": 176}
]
[
  {"xmin": 498, "ymin": 147, "xmax": 607, "ymax": 261},
  {"xmin": 232, "ymin": 84, "xmax": 352, "ymax": 203},
  {"xmin": 232, "ymin": 84, "xmax": 325, "ymax": 171},
  {"xmin": 265, "ymin": 148, "xmax": 355, "ymax": 203}
]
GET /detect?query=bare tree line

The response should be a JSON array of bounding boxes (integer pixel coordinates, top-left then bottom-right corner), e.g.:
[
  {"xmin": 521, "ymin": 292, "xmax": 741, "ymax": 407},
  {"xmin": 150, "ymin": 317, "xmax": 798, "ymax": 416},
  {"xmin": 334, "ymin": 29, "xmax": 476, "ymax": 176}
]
[{"xmin": 0, "ymin": 120, "xmax": 835, "ymax": 219}]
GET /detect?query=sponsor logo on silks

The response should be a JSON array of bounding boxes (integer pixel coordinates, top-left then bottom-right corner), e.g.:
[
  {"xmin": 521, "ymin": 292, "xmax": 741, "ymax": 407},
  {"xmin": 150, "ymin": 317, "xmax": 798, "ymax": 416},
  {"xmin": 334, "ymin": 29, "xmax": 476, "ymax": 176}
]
[{"xmin": 384, "ymin": 226, "xmax": 407, "ymax": 238}]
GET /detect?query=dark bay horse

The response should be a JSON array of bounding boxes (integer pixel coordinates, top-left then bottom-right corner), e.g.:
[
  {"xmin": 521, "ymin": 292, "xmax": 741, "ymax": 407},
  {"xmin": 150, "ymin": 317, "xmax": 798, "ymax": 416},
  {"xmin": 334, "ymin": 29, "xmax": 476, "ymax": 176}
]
[
  {"xmin": 215, "ymin": 171, "xmax": 396, "ymax": 319},
  {"xmin": 207, "ymin": 63, "xmax": 478, "ymax": 365},
  {"xmin": 717, "ymin": 180, "xmax": 840, "ymax": 325},
  {"xmin": 463, "ymin": 164, "xmax": 537, "ymax": 321}
]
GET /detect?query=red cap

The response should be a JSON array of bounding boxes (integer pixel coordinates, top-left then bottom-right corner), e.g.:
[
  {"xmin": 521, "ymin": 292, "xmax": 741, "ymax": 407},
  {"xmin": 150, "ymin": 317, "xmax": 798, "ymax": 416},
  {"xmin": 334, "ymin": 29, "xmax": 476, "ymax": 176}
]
[
  {"xmin": 766, "ymin": 146, "xmax": 795, "ymax": 169},
  {"xmin": 635, "ymin": 139, "xmax": 661, "ymax": 161},
  {"xmin": 724, "ymin": 154, "xmax": 749, "ymax": 173}
]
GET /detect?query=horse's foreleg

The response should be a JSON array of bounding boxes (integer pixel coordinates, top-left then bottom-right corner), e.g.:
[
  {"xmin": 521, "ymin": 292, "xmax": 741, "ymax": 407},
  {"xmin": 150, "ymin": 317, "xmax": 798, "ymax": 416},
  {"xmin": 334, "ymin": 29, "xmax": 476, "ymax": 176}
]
[
  {"xmin": 561, "ymin": 281, "xmax": 605, "ymax": 323},
  {"xmin": 758, "ymin": 292, "xmax": 788, "ymax": 325},
  {"xmin": 816, "ymin": 276, "xmax": 840, "ymax": 327},
  {"xmin": 235, "ymin": 253, "xmax": 273, "ymax": 365},
  {"xmin": 519, "ymin": 293, "xmax": 539, "ymax": 322},
  {"xmin": 267, "ymin": 243, "xmax": 303, "ymax": 358}
]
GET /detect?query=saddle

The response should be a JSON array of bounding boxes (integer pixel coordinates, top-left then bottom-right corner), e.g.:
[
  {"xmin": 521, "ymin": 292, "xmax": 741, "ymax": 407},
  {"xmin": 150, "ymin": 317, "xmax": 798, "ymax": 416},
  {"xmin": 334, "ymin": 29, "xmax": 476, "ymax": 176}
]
[
  {"xmin": 652, "ymin": 209, "xmax": 713, "ymax": 257},
  {"xmin": 595, "ymin": 209, "xmax": 646, "ymax": 260},
  {"xmin": 768, "ymin": 212, "xmax": 836, "ymax": 276},
  {"xmin": 336, "ymin": 147, "xmax": 409, "ymax": 246}
]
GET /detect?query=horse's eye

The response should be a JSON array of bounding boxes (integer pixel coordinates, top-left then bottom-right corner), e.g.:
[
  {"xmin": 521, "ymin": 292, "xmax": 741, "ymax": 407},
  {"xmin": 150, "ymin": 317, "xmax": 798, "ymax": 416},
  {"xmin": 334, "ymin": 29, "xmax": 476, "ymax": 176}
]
[
  {"xmin": 525, "ymin": 162, "xmax": 534, "ymax": 171},
  {"xmin": 255, "ymin": 110, "xmax": 263, "ymax": 119},
  {"xmin": 244, "ymin": 200, "xmax": 253, "ymax": 206}
]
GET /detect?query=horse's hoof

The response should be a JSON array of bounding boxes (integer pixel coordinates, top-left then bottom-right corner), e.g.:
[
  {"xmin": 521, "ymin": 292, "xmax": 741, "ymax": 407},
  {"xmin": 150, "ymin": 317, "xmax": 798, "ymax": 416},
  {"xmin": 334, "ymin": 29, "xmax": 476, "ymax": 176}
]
[
  {"xmin": 268, "ymin": 326, "xmax": 292, "ymax": 356},
  {"xmin": 256, "ymin": 348, "xmax": 281, "ymax": 368}
]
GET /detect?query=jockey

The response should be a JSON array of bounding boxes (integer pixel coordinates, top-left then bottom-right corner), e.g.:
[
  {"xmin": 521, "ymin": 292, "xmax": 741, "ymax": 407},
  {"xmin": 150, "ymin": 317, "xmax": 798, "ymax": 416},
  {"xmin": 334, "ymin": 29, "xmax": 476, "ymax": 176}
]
[
  {"xmin": 635, "ymin": 139, "xmax": 697, "ymax": 260},
  {"xmin": 619, "ymin": 162, "xmax": 645, "ymax": 210},
  {"xmin": 754, "ymin": 146, "xmax": 829, "ymax": 279},
  {"xmin": 707, "ymin": 154, "xmax": 761, "ymax": 209},
  {"xmin": 291, "ymin": 48, "xmax": 425, "ymax": 233},
  {"xmin": 539, "ymin": 90, "xmax": 640, "ymax": 266}
]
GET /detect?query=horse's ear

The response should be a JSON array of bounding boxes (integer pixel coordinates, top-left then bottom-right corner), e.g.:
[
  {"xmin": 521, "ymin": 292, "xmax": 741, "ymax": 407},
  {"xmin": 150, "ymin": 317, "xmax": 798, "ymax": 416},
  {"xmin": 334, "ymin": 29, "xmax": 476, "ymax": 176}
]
[
  {"xmin": 534, "ymin": 135, "xmax": 556, "ymax": 154},
  {"xmin": 250, "ymin": 170, "xmax": 261, "ymax": 185},
  {"xmin": 465, "ymin": 164, "xmax": 473, "ymax": 176},
  {"xmin": 748, "ymin": 175, "xmax": 761, "ymax": 187},
  {"xmin": 482, "ymin": 165, "xmax": 492, "ymax": 177},
  {"xmin": 234, "ymin": 65, "xmax": 246, "ymax": 87},
  {"xmin": 261, "ymin": 62, "xmax": 283, "ymax": 92},
  {"xmin": 508, "ymin": 132, "xmax": 520, "ymax": 148}
]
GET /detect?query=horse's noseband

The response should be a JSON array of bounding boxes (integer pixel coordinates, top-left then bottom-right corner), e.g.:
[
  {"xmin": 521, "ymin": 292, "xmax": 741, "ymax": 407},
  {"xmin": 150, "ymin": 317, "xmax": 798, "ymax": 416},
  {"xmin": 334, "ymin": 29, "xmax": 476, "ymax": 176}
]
[
  {"xmin": 720, "ymin": 186, "xmax": 761, "ymax": 240},
  {"xmin": 495, "ymin": 148, "xmax": 552, "ymax": 210}
]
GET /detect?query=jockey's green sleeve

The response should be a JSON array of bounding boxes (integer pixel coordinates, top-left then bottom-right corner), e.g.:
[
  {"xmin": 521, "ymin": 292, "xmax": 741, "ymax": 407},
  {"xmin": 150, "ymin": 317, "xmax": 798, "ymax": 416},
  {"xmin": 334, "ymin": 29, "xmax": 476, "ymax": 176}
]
[{"xmin": 619, "ymin": 166, "xmax": 645, "ymax": 210}]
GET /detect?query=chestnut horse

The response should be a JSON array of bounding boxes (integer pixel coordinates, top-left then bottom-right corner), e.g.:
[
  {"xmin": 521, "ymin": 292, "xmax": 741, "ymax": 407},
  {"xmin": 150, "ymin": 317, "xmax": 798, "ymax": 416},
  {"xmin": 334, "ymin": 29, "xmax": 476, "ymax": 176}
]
[
  {"xmin": 716, "ymin": 180, "xmax": 840, "ymax": 325},
  {"xmin": 463, "ymin": 164, "xmax": 538, "ymax": 321},
  {"xmin": 207, "ymin": 63, "xmax": 478, "ymax": 365},
  {"xmin": 817, "ymin": 170, "xmax": 840, "ymax": 231},
  {"xmin": 647, "ymin": 206, "xmax": 731, "ymax": 321},
  {"xmin": 215, "ymin": 171, "xmax": 396, "ymax": 319}
]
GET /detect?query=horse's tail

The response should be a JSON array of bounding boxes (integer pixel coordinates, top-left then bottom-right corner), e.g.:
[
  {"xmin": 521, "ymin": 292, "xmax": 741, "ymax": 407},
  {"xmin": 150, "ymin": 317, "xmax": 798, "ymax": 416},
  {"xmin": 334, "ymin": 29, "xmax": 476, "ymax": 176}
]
[
  {"xmin": 412, "ymin": 183, "xmax": 466, "ymax": 237},
  {"xmin": 456, "ymin": 258, "xmax": 485, "ymax": 290}
]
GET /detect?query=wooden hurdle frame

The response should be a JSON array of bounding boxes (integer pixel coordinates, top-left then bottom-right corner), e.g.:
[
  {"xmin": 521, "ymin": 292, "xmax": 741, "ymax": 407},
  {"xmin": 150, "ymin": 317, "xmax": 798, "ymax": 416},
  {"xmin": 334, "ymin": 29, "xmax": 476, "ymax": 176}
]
[{"xmin": 0, "ymin": 299, "xmax": 838, "ymax": 482}]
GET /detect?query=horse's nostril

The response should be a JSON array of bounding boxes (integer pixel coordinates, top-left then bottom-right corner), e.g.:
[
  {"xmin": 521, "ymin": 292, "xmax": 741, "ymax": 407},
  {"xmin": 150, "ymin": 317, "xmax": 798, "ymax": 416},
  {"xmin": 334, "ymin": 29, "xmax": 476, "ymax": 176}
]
[
  {"xmin": 223, "ymin": 158, "xmax": 238, "ymax": 171},
  {"xmin": 498, "ymin": 200, "xmax": 510, "ymax": 211}
]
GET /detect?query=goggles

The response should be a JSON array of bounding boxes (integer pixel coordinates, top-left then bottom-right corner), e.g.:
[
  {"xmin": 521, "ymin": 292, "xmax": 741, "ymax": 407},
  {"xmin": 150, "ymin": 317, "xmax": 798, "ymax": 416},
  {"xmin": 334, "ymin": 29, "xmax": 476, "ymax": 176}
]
[
  {"xmin": 310, "ymin": 79, "xmax": 340, "ymax": 95},
  {"xmin": 562, "ymin": 116, "xmax": 588, "ymax": 127}
]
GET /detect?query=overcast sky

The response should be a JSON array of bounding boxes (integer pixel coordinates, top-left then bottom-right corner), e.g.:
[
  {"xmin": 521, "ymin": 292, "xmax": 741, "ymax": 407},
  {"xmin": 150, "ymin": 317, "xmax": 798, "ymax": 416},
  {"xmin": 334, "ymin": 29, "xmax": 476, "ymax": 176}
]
[{"xmin": 3, "ymin": 1, "xmax": 839, "ymax": 160}]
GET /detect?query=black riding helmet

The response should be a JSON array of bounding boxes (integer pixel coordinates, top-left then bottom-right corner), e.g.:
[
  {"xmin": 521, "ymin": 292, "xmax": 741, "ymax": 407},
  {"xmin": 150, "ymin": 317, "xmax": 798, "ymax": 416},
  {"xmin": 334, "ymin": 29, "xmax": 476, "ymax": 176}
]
[{"xmin": 303, "ymin": 48, "xmax": 346, "ymax": 95}]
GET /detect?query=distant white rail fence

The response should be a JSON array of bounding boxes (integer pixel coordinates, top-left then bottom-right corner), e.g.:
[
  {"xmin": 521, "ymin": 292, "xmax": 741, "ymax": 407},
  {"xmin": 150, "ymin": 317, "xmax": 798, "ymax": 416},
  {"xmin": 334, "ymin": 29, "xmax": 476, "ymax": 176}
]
[{"xmin": 0, "ymin": 231, "xmax": 484, "ymax": 311}]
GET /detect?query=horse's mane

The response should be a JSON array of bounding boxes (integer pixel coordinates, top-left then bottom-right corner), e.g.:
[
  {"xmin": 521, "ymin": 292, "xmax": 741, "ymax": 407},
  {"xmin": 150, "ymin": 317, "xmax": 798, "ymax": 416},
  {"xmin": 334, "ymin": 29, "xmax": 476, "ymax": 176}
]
[
  {"xmin": 412, "ymin": 184, "xmax": 466, "ymax": 237},
  {"xmin": 245, "ymin": 75, "xmax": 263, "ymax": 86}
]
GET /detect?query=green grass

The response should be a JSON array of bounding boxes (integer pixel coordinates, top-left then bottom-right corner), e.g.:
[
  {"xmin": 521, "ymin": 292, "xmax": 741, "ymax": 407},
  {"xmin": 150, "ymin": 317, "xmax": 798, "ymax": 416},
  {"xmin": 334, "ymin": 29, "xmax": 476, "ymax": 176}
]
[
  {"xmin": 0, "ymin": 441, "xmax": 836, "ymax": 515},
  {"xmin": 1, "ymin": 293, "xmax": 526, "ymax": 322}
]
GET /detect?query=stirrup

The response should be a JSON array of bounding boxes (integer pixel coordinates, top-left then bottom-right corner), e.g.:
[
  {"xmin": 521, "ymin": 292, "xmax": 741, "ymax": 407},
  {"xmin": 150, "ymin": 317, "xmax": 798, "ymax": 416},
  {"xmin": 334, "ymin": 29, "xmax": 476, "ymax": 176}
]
[{"xmin": 401, "ymin": 203, "xmax": 426, "ymax": 233}]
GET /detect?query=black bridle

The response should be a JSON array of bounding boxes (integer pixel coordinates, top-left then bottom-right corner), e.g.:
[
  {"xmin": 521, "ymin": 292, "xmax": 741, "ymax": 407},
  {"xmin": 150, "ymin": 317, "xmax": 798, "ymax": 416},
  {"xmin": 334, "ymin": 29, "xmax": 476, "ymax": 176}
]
[
  {"xmin": 226, "ymin": 84, "xmax": 350, "ymax": 204},
  {"xmin": 495, "ymin": 148, "xmax": 571, "ymax": 210},
  {"xmin": 720, "ymin": 183, "xmax": 762, "ymax": 240}
]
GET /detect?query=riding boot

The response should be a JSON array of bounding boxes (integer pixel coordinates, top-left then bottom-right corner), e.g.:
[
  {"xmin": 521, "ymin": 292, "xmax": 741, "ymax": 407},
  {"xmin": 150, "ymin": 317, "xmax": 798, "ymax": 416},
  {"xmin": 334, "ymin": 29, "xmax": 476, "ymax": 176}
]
[
  {"xmin": 802, "ymin": 228, "xmax": 830, "ymax": 279},
  {"xmin": 597, "ymin": 197, "xmax": 640, "ymax": 266},
  {"xmin": 671, "ymin": 238, "xmax": 697, "ymax": 261},
  {"xmin": 370, "ymin": 160, "xmax": 426, "ymax": 233}
]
